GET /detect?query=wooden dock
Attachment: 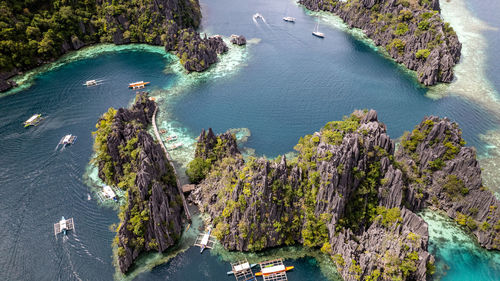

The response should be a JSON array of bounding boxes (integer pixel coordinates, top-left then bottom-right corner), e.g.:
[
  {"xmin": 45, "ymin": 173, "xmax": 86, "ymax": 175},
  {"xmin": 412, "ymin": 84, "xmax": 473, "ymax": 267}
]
[
  {"xmin": 231, "ymin": 259, "xmax": 256, "ymax": 281},
  {"xmin": 152, "ymin": 104, "xmax": 191, "ymax": 221}
]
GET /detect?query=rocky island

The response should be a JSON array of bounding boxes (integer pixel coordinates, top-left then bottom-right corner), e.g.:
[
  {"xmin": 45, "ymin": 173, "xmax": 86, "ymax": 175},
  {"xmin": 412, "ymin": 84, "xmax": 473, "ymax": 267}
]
[
  {"xmin": 0, "ymin": 0, "xmax": 227, "ymax": 92},
  {"xmin": 92, "ymin": 93, "xmax": 184, "ymax": 273},
  {"xmin": 299, "ymin": 0, "xmax": 461, "ymax": 86},
  {"xmin": 188, "ymin": 110, "xmax": 500, "ymax": 281}
]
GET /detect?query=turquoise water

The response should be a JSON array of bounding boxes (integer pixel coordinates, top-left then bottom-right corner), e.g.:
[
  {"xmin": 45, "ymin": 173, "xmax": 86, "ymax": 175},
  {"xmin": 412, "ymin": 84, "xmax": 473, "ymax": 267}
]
[{"xmin": 0, "ymin": 0, "xmax": 500, "ymax": 280}]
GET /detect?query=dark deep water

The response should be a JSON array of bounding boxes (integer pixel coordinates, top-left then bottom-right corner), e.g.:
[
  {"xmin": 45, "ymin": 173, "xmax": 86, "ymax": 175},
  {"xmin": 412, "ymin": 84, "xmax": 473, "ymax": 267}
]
[{"xmin": 1, "ymin": 0, "xmax": 500, "ymax": 280}]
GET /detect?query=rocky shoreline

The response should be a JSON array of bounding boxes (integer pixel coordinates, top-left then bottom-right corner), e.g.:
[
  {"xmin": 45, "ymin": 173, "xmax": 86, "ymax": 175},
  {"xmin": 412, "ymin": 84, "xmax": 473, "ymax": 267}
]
[
  {"xmin": 0, "ymin": 0, "xmax": 227, "ymax": 92},
  {"xmin": 299, "ymin": 0, "xmax": 461, "ymax": 86},
  {"xmin": 92, "ymin": 93, "xmax": 184, "ymax": 273},
  {"xmin": 188, "ymin": 110, "xmax": 500, "ymax": 281}
]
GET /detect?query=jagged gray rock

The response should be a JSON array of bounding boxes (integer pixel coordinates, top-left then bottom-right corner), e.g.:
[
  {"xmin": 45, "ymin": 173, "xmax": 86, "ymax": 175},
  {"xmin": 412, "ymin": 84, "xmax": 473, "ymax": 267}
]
[
  {"xmin": 95, "ymin": 93, "xmax": 183, "ymax": 273},
  {"xmin": 230, "ymin": 35, "xmax": 247, "ymax": 46},
  {"xmin": 190, "ymin": 110, "xmax": 435, "ymax": 280},
  {"xmin": 189, "ymin": 110, "xmax": 500, "ymax": 281},
  {"xmin": 396, "ymin": 116, "xmax": 500, "ymax": 249}
]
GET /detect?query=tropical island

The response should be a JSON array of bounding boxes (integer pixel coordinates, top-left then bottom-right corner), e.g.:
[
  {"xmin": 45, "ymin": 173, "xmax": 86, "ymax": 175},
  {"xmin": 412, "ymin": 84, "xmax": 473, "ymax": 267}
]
[
  {"xmin": 91, "ymin": 91, "xmax": 500, "ymax": 279},
  {"xmin": 186, "ymin": 110, "xmax": 500, "ymax": 281},
  {"xmin": 0, "ymin": 0, "xmax": 227, "ymax": 92},
  {"xmin": 300, "ymin": 0, "xmax": 461, "ymax": 85},
  {"xmin": 92, "ymin": 93, "xmax": 184, "ymax": 273}
]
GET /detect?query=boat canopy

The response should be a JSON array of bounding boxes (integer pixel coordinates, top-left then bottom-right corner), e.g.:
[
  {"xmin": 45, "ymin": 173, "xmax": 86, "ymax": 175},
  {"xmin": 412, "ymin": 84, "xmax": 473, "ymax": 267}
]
[
  {"xmin": 262, "ymin": 264, "xmax": 286, "ymax": 274},
  {"xmin": 103, "ymin": 185, "xmax": 116, "ymax": 198},
  {"xmin": 233, "ymin": 262, "xmax": 250, "ymax": 272},
  {"xmin": 62, "ymin": 135, "xmax": 72, "ymax": 143},
  {"xmin": 26, "ymin": 114, "xmax": 39, "ymax": 123}
]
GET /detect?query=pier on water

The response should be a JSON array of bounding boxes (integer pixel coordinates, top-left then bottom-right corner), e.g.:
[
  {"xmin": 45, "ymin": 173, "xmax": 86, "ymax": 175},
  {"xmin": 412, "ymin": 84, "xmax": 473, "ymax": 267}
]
[
  {"xmin": 231, "ymin": 259, "xmax": 256, "ymax": 281},
  {"xmin": 259, "ymin": 259, "xmax": 288, "ymax": 281},
  {"xmin": 151, "ymin": 103, "xmax": 191, "ymax": 221}
]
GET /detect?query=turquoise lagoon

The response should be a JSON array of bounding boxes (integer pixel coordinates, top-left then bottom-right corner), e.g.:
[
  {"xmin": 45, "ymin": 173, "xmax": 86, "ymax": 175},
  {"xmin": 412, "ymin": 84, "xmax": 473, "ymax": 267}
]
[{"xmin": 1, "ymin": 0, "xmax": 500, "ymax": 280}]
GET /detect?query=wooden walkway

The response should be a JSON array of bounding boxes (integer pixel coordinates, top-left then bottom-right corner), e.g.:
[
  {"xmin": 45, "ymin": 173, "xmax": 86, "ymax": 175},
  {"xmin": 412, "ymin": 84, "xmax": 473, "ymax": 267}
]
[{"xmin": 152, "ymin": 105, "xmax": 191, "ymax": 221}]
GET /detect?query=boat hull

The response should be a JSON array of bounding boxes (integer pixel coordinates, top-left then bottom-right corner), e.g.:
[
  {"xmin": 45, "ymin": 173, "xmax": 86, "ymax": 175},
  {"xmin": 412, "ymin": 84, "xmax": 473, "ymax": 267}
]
[{"xmin": 312, "ymin": 32, "xmax": 325, "ymax": 38}]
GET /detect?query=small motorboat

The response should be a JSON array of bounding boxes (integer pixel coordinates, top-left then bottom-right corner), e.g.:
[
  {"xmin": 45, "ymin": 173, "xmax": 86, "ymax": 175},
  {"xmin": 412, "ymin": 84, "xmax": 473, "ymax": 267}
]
[
  {"xmin": 283, "ymin": 16, "xmax": 296, "ymax": 22},
  {"xmin": 23, "ymin": 114, "xmax": 43, "ymax": 127},
  {"xmin": 87, "ymin": 193, "xmax": 91, "ymax": 200},
  {"xmin": 85, "ymin": 80, "xmax": 97, "ymax": 86},
  {"xmin": 253, "ymin": 13, "xmax": 263, "ymax": 20}
]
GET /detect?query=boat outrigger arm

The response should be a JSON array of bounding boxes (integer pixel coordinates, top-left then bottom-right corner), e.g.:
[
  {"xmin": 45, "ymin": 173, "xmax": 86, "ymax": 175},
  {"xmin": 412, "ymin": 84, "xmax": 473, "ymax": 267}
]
[
  {"xmin": 194, "ymin": 227, "xmax": 216, "ymax": 253},
  {"xmin": 54, "ymin": 216, "xmax": 75, "ymax": 238}
]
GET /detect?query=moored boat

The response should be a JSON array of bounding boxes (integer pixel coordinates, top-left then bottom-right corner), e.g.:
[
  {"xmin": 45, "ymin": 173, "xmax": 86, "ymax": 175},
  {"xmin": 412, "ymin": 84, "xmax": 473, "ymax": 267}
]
[
  {"xmin": 255, "ymin": 265, "xmax": 294, "ymax": 276},
  {"xmin": 168, "ymin": 142, "xmax": 183, "ymax": 150},
  {"xmin": 312, "ymin": 16, "xmax": 325, "ymax": 38}
]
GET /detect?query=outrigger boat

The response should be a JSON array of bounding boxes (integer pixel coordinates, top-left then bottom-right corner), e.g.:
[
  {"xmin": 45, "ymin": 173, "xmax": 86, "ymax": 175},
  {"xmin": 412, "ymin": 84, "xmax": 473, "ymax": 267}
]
[
  {"xmin": 227, "ymin": 263, "xmax": 258, "ymax": 275},
  {"xmin": 255, "ymin": 265, "xmax": 294, "ymax": 277},
  {"xmin": 194, "ymin": 226, "xmax": 215, "ymax": 254},
  {"xmin": 283, "ymin": 16, "xmax": 296, "ymax": 22},
  {"xmin": 128, "ymin": 81, "xmax": 150, "ymax": 89},
  {"xmin": 54, "ymin": 216, "xmax": 74, "ymax": 237},
  {"xmin": 165, "ymin": 135, "xmax": 177, "ymax": 142},
  {"xmin": 168, "ymin": 142, "xmax": 183, "ymax": 150},
  {"xmin": 23, "ymin": 114, "xmax": 43, "ymax": 127},
  {"xmin": 102, "ymin": 185, "xmax": 118, "ymax": 201},
  {"xmin": 56, "ymin": 134, "xmax": 77, "ymax": 150},
  {"xmin": 83, "ymin": 79, "xmax": 104, "ymax": 87}
]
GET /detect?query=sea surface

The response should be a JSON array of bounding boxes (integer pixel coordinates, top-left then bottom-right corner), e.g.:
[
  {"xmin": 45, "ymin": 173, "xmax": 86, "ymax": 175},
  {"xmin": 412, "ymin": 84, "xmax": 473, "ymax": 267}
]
[{"xmin": 1, "ymin": 0, "xmax": 500, "ymax": 280}]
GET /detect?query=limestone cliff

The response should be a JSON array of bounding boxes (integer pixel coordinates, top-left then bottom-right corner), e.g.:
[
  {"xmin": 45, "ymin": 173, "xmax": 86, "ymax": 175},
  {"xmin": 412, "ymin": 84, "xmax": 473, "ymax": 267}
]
[
  {"xmin": 299, "ymin": 0, "xmax": 461, "ymax": 86},
  {"xmin": 0, "ymin": 0, "xmax": 227, "ymax": 91},
  {"xmin": 189, "ymin": 110, "xmax": 500, "ymax": 281},
  {"xmin": 93, "ymin": 93, "xmax": 183, "ymax": 273},
  {"xmin": 396, "ymin": 116, "xmax": 500, "ymax": 249},
  {"xmin": 190, "ymin": 110, "xmax": 434, "ymax": 281}
]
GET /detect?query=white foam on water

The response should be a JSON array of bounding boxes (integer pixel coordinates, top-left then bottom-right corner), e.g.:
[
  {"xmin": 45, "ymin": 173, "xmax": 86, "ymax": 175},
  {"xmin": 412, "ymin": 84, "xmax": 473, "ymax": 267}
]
[{"xmin": 150, "ymin": 36, "xmax": 252, "ymax": 167}]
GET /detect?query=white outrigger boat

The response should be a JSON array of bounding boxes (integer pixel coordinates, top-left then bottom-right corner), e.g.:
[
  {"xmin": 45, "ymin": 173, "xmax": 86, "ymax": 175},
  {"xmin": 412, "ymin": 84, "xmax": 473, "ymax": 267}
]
[
  {"xmin": 283, "ymin": 16, "xmax": 296, "ymax": 22},
  {"xmin": 56, "ymin": 134, "xmax": 77, "ymax": 150},
  {"xmin": 23, "ymin": 114, "xmax": 43, "ymax": 127},
  {"xmin": 194, "ymin": 226, "xmax": 215, "ymax": 254},
  {"xmin": 54, "ymin": 216, "xmax": 74, "ymax": 237},
  {"xmin": 83, "ymin": 79, "xmax": 105, "ymax": 87}
]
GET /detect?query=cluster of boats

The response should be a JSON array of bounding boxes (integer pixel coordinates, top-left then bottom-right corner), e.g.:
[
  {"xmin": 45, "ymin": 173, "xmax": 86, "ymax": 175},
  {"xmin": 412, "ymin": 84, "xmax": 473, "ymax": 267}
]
[{"xmin": 253, "ymin": 12, "xmax": 325, "ymax": 38}]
